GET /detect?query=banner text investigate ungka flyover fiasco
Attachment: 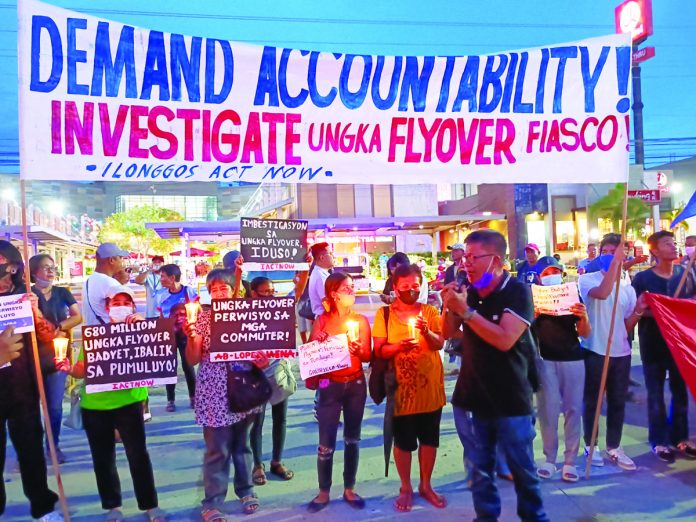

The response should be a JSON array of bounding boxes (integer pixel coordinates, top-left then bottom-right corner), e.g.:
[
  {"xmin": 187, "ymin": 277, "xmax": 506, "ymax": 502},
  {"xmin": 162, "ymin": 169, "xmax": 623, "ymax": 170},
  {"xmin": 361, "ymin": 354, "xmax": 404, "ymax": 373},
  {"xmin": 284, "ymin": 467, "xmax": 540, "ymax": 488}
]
[{"xmin": 27, "ymin": 12, "xmax": 631, "ymax": 182}]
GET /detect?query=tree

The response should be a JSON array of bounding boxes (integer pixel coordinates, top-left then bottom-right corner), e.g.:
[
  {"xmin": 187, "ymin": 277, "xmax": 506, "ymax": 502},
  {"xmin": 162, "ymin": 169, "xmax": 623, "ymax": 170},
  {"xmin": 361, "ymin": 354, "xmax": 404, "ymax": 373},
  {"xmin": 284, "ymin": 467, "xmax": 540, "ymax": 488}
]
[
  {"xmin": 589, "ymin": 183, "xmax": 651, "ymax": 238},
  {"xmin": 97, "ymin": 206, "xmax": 184, "ymax": 258}
]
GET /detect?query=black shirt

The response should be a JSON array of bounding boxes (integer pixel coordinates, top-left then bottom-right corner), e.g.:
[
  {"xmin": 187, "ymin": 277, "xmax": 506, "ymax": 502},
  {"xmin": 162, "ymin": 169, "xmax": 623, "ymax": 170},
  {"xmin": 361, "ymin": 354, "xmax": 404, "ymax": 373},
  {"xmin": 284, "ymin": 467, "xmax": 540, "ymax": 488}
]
[
  {"xmin": 532, "ymin": 314, "xmax": 584, "ymax": 361},
  {"xmin": 32, "ymin": 285, "xmax": 77, "ymax": 373},
  {"xmin": 516, "ymin": 261, "xmax": 539, "ymax": 285},
  {"xmin": 451, "ymin": 272, "xmax": 536, "ymax": 417},
  {"xmin": 632, "ymin": 266, "xmax": 696, "ymax": 363}
]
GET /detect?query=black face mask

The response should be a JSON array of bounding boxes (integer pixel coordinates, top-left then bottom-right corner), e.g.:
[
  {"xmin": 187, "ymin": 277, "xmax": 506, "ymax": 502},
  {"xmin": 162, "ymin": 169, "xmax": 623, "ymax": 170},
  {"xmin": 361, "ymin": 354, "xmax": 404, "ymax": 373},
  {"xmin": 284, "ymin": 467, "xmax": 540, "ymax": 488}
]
[{"xmin": 398, "ymin": 289, "xmax": 419, "ymax": 305}]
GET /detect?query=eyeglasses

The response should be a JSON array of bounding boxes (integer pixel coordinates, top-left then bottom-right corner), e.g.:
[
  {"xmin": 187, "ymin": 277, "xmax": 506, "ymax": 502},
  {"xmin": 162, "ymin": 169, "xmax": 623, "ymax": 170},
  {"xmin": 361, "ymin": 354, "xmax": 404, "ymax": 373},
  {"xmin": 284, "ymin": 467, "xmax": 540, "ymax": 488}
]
[
  {"xmin": 463, "ymin": 253, "xmax": 496, "ymax": 262},
  {"xmin": 38, "ymin": 264, "xmax": 57, "ymax": 272}
]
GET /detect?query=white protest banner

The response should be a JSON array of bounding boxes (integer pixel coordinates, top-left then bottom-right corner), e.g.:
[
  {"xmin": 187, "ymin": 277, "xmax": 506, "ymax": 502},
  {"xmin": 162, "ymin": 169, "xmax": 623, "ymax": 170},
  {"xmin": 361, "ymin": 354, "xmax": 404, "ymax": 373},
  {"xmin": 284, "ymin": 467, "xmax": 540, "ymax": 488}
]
[
  {"xmin": 298, "ymin": 335, "xmax": 352, "ymax": 380},
  {"xmin": 532, "ymin": 282, "xmax": 580, "ymax": 316},
  {"xmin": 19, "ymin": 0, "xmax": 630, "ymax": 185},
  {"xmin": 0, "ymin": 294, "xmax": 35, "ymax": 334}
]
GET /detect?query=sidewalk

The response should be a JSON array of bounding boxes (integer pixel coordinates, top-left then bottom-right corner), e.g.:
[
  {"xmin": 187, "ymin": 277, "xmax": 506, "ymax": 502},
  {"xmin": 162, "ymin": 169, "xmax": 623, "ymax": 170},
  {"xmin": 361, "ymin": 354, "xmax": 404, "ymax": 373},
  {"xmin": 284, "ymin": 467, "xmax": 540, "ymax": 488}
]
[{"xmin": 3, "ymin": 355, "xmax": 696, "ymax": 521}]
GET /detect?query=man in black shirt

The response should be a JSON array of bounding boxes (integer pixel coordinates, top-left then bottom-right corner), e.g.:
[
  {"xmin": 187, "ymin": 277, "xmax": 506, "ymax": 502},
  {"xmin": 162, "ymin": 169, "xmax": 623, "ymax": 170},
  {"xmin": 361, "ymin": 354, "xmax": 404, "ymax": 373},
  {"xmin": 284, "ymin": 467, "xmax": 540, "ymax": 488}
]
[
  {"xmin": 516, "ymin": 243, "xmax": 541, "ymax": 285},
  {"xmin": 632, "ymin": 230, "xmax": 696, "ymax": 463},
  {"xmin": 442, "ymin": 230, "xmax": 547, "ymax": 522}
]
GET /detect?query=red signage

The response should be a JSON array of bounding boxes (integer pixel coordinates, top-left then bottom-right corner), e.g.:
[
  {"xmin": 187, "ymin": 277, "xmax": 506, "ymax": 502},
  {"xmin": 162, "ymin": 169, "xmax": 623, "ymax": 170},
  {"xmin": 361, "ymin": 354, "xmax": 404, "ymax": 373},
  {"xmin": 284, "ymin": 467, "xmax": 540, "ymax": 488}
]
[
  {"xmin": 615, "ymin": 0, "xmax": 654, "ymax": 44},
  {"xmin": 628, "ymin": 189, "xmax": 661, "ymax": 203},
  {"xmin": 633, "ymin": 46, "xmax": 656, "ymax": 64}
]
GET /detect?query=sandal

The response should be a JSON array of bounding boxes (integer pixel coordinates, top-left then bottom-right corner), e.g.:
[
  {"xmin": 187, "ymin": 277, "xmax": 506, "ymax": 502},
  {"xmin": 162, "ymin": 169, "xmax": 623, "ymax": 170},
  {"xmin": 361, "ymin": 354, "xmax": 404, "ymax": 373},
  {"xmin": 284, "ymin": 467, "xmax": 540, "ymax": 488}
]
[
  {"xmin": 561, "ymin": 464, "xmax": 579, "ymax": 483},
  {"xmin": 418, "ymin": 486, "xmax": 447, "ymax": 509},
  {"xmin": 147, "ymin": 507, "xmax": 167, "ymax": 522},
  {"xmin": 241, "ymin": 495, "xmax": 260, "ymax": 515},
  {"xmin": 200, "ymin": 507, "xmax": 226, "ymax": 522},
  {"xmin": 393, "ymin": 488, "xmax": 413, "ymax": 512},
  {"xmin": 105, "ymin": 509, "xmax": 124, "ymax": 522},
  {"xmin": 536, "ymin": 462, "xmax": 556, "ymax": 480},
  {"xmin": 252, "ymin": 464, "xmax": 267, "ymax": 485},
  {"xmin": 269, "ymin": 461, "xmax": 294, "ymax": 480}
]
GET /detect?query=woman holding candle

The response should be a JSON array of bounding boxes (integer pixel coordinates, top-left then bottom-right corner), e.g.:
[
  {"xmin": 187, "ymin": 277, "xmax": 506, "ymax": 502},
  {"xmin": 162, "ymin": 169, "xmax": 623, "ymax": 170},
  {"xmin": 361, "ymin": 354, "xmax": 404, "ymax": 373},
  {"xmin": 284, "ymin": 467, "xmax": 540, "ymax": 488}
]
[
  {"xmin": 306, "ymin": 272, "xmax": 371, "ymax": 513},
  {"xmin": 185, "ymin": 267, "xmax": 268, "ymax": 519},
  {"xmin": 29, "ymin": 254, "xmax": 82, "ymax": 464},
  {"xmin": 373, "ymin": 263, "xmax": 445, "ymax": 513}
]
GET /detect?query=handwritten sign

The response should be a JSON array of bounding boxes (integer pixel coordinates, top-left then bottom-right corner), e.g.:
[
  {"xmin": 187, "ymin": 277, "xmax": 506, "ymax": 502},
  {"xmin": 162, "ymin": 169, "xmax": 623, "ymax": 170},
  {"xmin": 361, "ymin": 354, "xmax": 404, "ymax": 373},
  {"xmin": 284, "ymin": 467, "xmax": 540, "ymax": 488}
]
[
  {"xmin": 210, "ymin": 297, "xmax": 296, "ymax": 361},
  {"xmin": 532, "ymin": 283, "xmax": 580, "ymax": 316},
  {"xmin": 0, "ymin": 294, "xmax": 35, "ymax": 334},
  {"xmin": 18, "ymin": 0, "xmax": 630, "ymax": 185},
  {"xmin": 240, "ymin": 218, "xmax": 309, "ymax": 271},
  {"xmin": 82, "ymin": 319, "xmax": 177, "ymax": 393},
  {"xmin": 298, "ymin": 335, "xmax": 352, "ymax": 380}
]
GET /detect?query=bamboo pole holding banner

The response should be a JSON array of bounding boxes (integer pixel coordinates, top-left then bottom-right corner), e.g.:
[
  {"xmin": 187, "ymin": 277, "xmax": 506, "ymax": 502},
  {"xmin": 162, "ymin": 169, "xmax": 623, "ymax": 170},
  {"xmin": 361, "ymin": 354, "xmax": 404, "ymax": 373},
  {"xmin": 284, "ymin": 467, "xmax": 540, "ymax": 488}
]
[
  {"xmin": 673, "ymin": 251, "xmax": 696, "ymax": 298},
  {"xmin": 585, "ymin": 182, "xmax": 629, "ymax": 480},
  {"xmin": 19, "ymin": 180, "xmax": 71, "ymax": 521}
]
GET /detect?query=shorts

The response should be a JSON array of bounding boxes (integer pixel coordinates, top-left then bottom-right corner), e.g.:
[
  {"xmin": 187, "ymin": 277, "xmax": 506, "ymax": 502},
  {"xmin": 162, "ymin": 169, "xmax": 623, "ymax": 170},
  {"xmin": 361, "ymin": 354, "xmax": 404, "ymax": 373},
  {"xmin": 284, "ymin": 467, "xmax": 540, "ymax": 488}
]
[
  {"xmin": 296, "ymin": 310, "xmax": 312, "ymax": 333},
  {"xmin": 393, "ymin": 408, "xmax": 443, "ymax": 452}
]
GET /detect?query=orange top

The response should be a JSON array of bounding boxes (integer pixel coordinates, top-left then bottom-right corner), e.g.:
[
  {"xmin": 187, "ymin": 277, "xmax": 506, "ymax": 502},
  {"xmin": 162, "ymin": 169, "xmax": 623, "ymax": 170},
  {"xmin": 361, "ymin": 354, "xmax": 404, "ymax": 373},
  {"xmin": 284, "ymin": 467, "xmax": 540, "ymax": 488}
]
[
  {"xmin": 372, "ymin": 304, "xmax": 445, "ymax": 416},
  {"xmin": 314, "ymin": 311, "xmax": 371, "ymax": 379}
]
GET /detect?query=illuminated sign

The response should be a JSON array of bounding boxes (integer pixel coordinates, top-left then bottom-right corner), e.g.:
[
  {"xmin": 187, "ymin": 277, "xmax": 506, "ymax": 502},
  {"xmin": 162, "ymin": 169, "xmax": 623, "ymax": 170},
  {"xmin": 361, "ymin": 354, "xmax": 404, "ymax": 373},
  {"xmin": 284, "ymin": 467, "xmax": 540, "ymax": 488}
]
[
  {"xmin": 615, "ymin": 0, "xmax": 653, "ymax": 44},
  {"xmin": 628, "ymin": 189, "xmax": 660, "ymax": 203}
]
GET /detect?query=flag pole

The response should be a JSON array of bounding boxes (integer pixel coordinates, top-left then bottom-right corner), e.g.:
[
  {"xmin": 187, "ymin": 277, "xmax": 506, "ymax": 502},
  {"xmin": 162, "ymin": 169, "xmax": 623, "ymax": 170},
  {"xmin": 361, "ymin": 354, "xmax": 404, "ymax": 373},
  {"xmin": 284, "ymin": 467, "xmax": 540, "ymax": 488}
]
[
  {"xmin": 673, "ymin": 252, "xmax": 696, "ymax": 297},
  {"xmin": 20, "ymin": 180, "xmax": 71, "ymax": 521},
  {"xmin": 585, "ymin": 182, "xmax": 629, "ymax": 480}
]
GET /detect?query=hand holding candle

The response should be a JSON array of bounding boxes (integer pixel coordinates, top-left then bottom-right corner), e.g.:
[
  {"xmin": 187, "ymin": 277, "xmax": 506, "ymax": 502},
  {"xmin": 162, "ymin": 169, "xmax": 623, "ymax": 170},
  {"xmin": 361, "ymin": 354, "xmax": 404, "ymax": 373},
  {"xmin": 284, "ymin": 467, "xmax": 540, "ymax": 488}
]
[
  {"xmin": 346, "ymin": 320, "xmax": 359, "ymax": 343},
  {"xmin": 185, "ymin": 302, "xmax": 201, "ymax": 324},
  {"xmin": 408, "ymin": 317, "xmax": 417, "ymax": 339},
  {"xmin": 53, "ymin": 337, "xmax": 69, "ymax": 361}
]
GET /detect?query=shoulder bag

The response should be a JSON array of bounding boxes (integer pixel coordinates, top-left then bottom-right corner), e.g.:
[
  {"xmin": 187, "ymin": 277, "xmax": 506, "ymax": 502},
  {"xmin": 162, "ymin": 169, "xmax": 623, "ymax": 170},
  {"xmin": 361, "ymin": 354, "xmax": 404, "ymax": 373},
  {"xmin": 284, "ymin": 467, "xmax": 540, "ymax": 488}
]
[
  {"xmin": 264, "ymin": 359, "xmax": 297, "ymax": 405},
  {"xmin": 368, "ymin": 307, "xmax": 397, "ymax": 405},
  {"xmin": 226, "ymin": 363, "xmax": 273, "ymax": 413}
]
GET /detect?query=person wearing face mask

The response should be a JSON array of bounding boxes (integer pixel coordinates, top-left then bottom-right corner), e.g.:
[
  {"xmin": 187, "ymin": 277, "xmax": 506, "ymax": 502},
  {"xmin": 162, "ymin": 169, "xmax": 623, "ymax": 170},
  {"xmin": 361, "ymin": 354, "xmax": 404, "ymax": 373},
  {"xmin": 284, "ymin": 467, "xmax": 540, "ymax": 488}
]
[
  {"xmin": 441, "ymin": 230, "xmax": 548, "ymax": 522},
  {"xmin": 631, "ymin": 230, "xmax": 696, "ymax": 463},
  {"xmin": 373, "ymin": 264, "xmax": 444, "ymax": 513},
  {"xmin": 135, "ymin": 255, "xmax": 166, "ymax": 318},
  {"xmin": 0, "ymin": 242, "xmax": 64, "ymax": 522},
  {"xmin": 56, "ymin": 285, "xmax": 166, "ymax": 522},
  {"xmin": 577, "ymin": 233, "xmax": 641, "ymax": 471},
  {"xmin": 185, "ymin": 268, "xmax": 268, "ymax": 519},
  {"xmin": 530, "ymin": 257, "xmax": 590, "ymax": 483},
  {"xmin": 681, "ymin": 235, "xmax": 696, "ymax": 265},
  {"xmin": 306, "ymin": 272, "xmax": 371, "ymax": 513},
  {"xmin": 29, "ymin": 254, "xmax": 82, "ymax": 464},
  {"xmin": 381, "ymin": 252, "xmax": 429, "ymax": 305}
]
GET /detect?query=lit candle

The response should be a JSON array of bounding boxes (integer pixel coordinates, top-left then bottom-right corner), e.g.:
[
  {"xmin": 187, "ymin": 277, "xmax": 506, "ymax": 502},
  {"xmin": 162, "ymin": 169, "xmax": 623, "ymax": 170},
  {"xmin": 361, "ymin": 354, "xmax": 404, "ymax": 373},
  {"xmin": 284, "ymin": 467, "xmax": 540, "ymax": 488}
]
[
  {"xmin": 53, "ymin": 337, "xmax": 69, "ymax": 361},
  {"xmin": 346, "ymin": 320, "xmax": 359, "ymax": 342},
  {"xmin": 185, "ymin": 302, "xmax": 200, "ymax": 323},
  {"xmin": 408, "ymin": 318, "xmax": 417, "ymax": 339}
]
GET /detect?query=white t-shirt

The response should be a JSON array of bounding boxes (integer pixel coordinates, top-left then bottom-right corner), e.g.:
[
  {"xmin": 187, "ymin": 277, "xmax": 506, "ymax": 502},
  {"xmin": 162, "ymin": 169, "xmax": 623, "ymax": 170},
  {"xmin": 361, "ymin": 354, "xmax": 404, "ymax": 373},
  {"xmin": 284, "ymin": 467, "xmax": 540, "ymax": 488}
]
[
  {"xmin": 83, "ymin": 271, "xmax": 122, "ymax": 326},
  {"xmin": 308, "ymin": 266, "xmax": 331, "ymax": 316},
  {"xmin": 578, "ymin": 271, "xmax": 637, "ymax": 357}
]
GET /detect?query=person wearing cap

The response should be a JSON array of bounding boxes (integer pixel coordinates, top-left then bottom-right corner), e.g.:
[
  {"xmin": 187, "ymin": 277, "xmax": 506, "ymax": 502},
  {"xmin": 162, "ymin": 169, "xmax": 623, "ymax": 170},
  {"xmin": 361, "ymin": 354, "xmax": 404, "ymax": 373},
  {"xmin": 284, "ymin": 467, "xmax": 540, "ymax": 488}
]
[
  {"xmin": 516, "ymin": 243, "xmax": 541, "ymax": 285},
  {"xmin": 135, "ymin": 255, "xmax": 166, "ymax": 318},
  {"xmin": 531, "ymin": 256, "xmax": 590, "ymax": 483},
  {"xmin": 444, "ymin": 243, "xmax": 465, "ymax": 285},
  {"xmin": 58, "ymin": 286, "xmax": 166, "ymax": 522},
  {"xmin": 0, "ymin": 241, "xmax": 64, "ymax": 522},
  {"xmin": 83, "ymin": 243, "xmax": 130, "ymax": 327}
]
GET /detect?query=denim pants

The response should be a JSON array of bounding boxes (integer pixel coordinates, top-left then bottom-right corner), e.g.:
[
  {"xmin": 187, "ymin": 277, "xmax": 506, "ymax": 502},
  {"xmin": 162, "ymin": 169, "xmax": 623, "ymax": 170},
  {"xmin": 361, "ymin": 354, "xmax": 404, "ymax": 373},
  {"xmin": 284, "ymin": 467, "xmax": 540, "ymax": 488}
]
[
  {"xmin": 643, "ymin": 357, "xmax": 689, "ymax": 448},
  {"xmin": 452, "ymin": 409, "xmax": 511, "ymax": 480},
  {"xmin": 583, "ymin": 351, "xmax": 631, "ymax": 449},
  {"xmin": 536, "ymin": 359, "xmax": 584, "ymax": 466},
  {"xmin": 44, "ymin": 371, "xmax": 67, "ymax": 449},
  {"xmin": 316, "ymin": 377, "xmax": 366, "ymax": 492},
  {"xmin": 202, "ymin": 415, "xmax": 255, "ymax": 507},
  {"xmin": 0, "ymin": 403, "xmax": 58, "ymax": 519},
  {"xmin": 165, "ymin": 344, "xmax": 197, "ymax": 402},
  {"xmin": 81, "ymin": 401, "xmax": 158, "ymax": 511},
  {"xmin": 250, "ymin": 399, "xmax": 288, "ymax": 466},
  {"xmin": 453, "ymin": 406, "xmax": 548, "ymax": 522}
]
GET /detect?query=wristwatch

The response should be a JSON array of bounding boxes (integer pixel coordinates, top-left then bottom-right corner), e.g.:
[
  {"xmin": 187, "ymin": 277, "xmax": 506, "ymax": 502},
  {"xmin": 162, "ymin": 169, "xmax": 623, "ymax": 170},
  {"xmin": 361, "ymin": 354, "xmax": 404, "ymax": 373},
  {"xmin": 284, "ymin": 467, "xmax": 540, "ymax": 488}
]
[{"xmin": 460, "ymin": 308, "xmax": 476, "ymax": 322}]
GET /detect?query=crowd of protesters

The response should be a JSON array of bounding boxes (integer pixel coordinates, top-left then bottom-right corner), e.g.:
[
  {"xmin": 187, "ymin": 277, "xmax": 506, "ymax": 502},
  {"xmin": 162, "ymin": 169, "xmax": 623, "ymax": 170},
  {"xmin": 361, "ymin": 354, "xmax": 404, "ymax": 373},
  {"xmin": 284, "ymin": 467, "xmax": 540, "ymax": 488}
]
[{"xmin": 1, "ymin": 229, "xmax": 696, "ymax": 521}]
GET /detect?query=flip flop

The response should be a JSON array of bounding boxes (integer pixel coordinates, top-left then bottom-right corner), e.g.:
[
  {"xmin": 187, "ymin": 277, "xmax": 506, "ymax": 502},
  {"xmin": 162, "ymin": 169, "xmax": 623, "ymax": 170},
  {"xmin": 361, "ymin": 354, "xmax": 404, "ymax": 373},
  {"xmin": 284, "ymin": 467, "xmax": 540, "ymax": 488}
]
[
  {"xmin": 269, "ymin": 462, "xmax": 294, "ymax": 480},
  {"xmin": 241, "ymin": 495, "xmax": 260, "ymax": 515},
  {"xmin": 200, "ymin": 507, "xmax": 226, "ymax": 522},
  {"xmin": 252, "ymin": 464, "xmax": 267, "ymax": 485},
  {"xmin": 393, "ymin": 489, "xmax": 413, "ymax": 512},
  {"xmin": 418, "ymin": 487, "xmax": 447, "ymax": 509},
  {"xmin": 562, "ymin": 464, "xmax": 579, "ymax": 483}
]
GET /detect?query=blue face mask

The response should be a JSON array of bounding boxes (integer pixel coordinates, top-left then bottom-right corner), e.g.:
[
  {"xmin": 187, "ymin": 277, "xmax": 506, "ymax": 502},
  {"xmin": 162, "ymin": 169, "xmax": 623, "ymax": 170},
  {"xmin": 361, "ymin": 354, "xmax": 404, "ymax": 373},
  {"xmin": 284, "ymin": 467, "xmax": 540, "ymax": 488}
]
[
  {"xmin": 472, "ymin": 257, "xmax": 495, "ymax": 289},
  {"xmin": 596, "ymin": 254, "xmax": 614, "ymax": 273}
]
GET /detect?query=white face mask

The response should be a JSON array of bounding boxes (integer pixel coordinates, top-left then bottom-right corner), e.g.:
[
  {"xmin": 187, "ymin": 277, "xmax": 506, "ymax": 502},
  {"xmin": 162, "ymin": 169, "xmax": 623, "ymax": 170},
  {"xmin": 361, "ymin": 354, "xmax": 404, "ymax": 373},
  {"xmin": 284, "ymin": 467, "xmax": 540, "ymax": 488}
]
[
  {"xmin": 34, "ymin": 276, "xmax": 51, "ymax": 289},
  {"xmin": 540, "ymin": 274, "xmax": 563, "ymax": 286},
  {"xmin": 109, "ymin": 306, "xmax": 133, "ymax": 323},
  {"xmin": 686, "ymin": 246, "xmax": 696, "ymax": 258},
  {"xmin": 335, "ymin": 293, "xmax": 356, "ymax": 308}
]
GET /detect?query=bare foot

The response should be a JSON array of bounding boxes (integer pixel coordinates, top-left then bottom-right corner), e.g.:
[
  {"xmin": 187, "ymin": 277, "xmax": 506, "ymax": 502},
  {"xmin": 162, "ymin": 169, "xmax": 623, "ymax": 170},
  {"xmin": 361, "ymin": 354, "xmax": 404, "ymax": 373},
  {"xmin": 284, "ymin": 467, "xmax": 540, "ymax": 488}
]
[
  {"xmin": 418, "ymin": 486, "xmax": 447, "ymax": 509},
  {"xmin": 394, "ymin": 488, "xmax": 413, "ymax": 512}
]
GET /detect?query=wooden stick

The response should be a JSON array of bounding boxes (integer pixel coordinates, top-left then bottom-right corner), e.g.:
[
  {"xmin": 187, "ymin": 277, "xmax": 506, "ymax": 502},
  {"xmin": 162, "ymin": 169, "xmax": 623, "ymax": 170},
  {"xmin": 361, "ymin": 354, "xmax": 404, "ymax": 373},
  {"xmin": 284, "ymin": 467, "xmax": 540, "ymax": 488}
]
[
  {"xmin": 20, "ymin": 180, "xmax": 71, "ymax": 521},
  {"xmin": 674, "ymin": 252, "xmax": 696, "ymax": 297},
  {"xmin": 585, "ymin": 182, "xmax": 629, "ymax": 480}
]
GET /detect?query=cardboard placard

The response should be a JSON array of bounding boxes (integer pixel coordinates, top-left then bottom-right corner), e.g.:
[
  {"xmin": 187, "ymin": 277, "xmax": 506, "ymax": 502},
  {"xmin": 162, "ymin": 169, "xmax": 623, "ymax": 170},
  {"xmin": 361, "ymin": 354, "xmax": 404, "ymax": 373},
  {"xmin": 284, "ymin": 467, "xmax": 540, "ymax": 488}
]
[
  {"xmin": 240, "ymin": 218, "xmax": 308, "ymax": 271},
  {"xmin": 83, "ymin": 319, "xmax": 177, "ymax": 393},
  {"xmin": 0, "ymin": 294, "xmax": 35, "ymax": 334},
  {"xmin": 531, "ymin": 283, "xmax": 580, "ymax": 316},
  {"xmin": 210, "ymin": 297, "xmax": 296, "ymax": 361},
  {"xmin": 297, "ymin": 335, "xmax": 352, "ymax": 380}
]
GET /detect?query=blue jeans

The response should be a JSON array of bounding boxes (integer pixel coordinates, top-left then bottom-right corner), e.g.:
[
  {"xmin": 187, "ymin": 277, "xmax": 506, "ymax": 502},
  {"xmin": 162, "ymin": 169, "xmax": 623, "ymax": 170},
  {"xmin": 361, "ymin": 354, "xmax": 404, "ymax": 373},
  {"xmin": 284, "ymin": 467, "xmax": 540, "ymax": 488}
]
[
  {"xmin": 643, "ymin": 358, "xmax": 689, "ymax": 448},
  {"xmin": 453, "ymin": 406, "xmax": 548, "ymax": 522},
  {"xmin": 452, "ymin": 409, "xmax": 511, "ymax": 481},
  {"xmin": 44, "ymin": 371, "xmax": 67, "ymax": 449}
]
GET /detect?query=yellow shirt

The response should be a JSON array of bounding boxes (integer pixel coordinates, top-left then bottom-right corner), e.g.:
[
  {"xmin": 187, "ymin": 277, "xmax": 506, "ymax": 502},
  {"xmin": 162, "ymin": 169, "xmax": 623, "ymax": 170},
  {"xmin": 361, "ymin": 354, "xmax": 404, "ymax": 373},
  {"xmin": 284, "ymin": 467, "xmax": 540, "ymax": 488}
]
[{"xmin": 372, "ymin": 304, "xmax": 445, "ymax": 416}]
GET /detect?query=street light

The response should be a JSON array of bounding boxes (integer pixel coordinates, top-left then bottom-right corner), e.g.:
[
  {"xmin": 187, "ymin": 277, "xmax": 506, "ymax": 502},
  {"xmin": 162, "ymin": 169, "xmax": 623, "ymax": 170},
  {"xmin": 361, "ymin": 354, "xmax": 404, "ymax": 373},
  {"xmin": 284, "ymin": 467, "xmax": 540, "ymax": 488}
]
[
  {"xmin": 48, "ymin": 201, "xmax": 64, "ymax": 216},
  {"xmin": 671, "ymin": 182, "xmax": 683, "ymax": 194},
  {"xmin": 1, "ymin": 189, "xmax": 14, "ymax": 201}
]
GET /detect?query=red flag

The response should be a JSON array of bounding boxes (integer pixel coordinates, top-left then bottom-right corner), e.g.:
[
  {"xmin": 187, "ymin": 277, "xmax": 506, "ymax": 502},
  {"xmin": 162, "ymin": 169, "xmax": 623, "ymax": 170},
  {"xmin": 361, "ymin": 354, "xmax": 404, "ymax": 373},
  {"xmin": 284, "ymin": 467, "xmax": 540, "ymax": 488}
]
[{"xmin": 645, "ymin": 294, "xmax": 696, "ymax": 399}]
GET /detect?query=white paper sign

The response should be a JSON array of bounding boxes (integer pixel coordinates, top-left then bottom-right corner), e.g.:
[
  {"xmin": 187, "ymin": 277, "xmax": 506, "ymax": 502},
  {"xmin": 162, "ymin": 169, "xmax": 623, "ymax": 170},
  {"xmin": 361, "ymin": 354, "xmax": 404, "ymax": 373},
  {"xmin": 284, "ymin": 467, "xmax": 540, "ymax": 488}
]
[
  {"xmin": 298, "ymin": 334, "xmax": 351, "ymax": 380},
  {"xmin": 0, "ymin": 294, "xmax": 35, "ymax": 334},
  {"xmin": 531, "ymin": 283, "xmax": 580, "ymax": 316}
]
